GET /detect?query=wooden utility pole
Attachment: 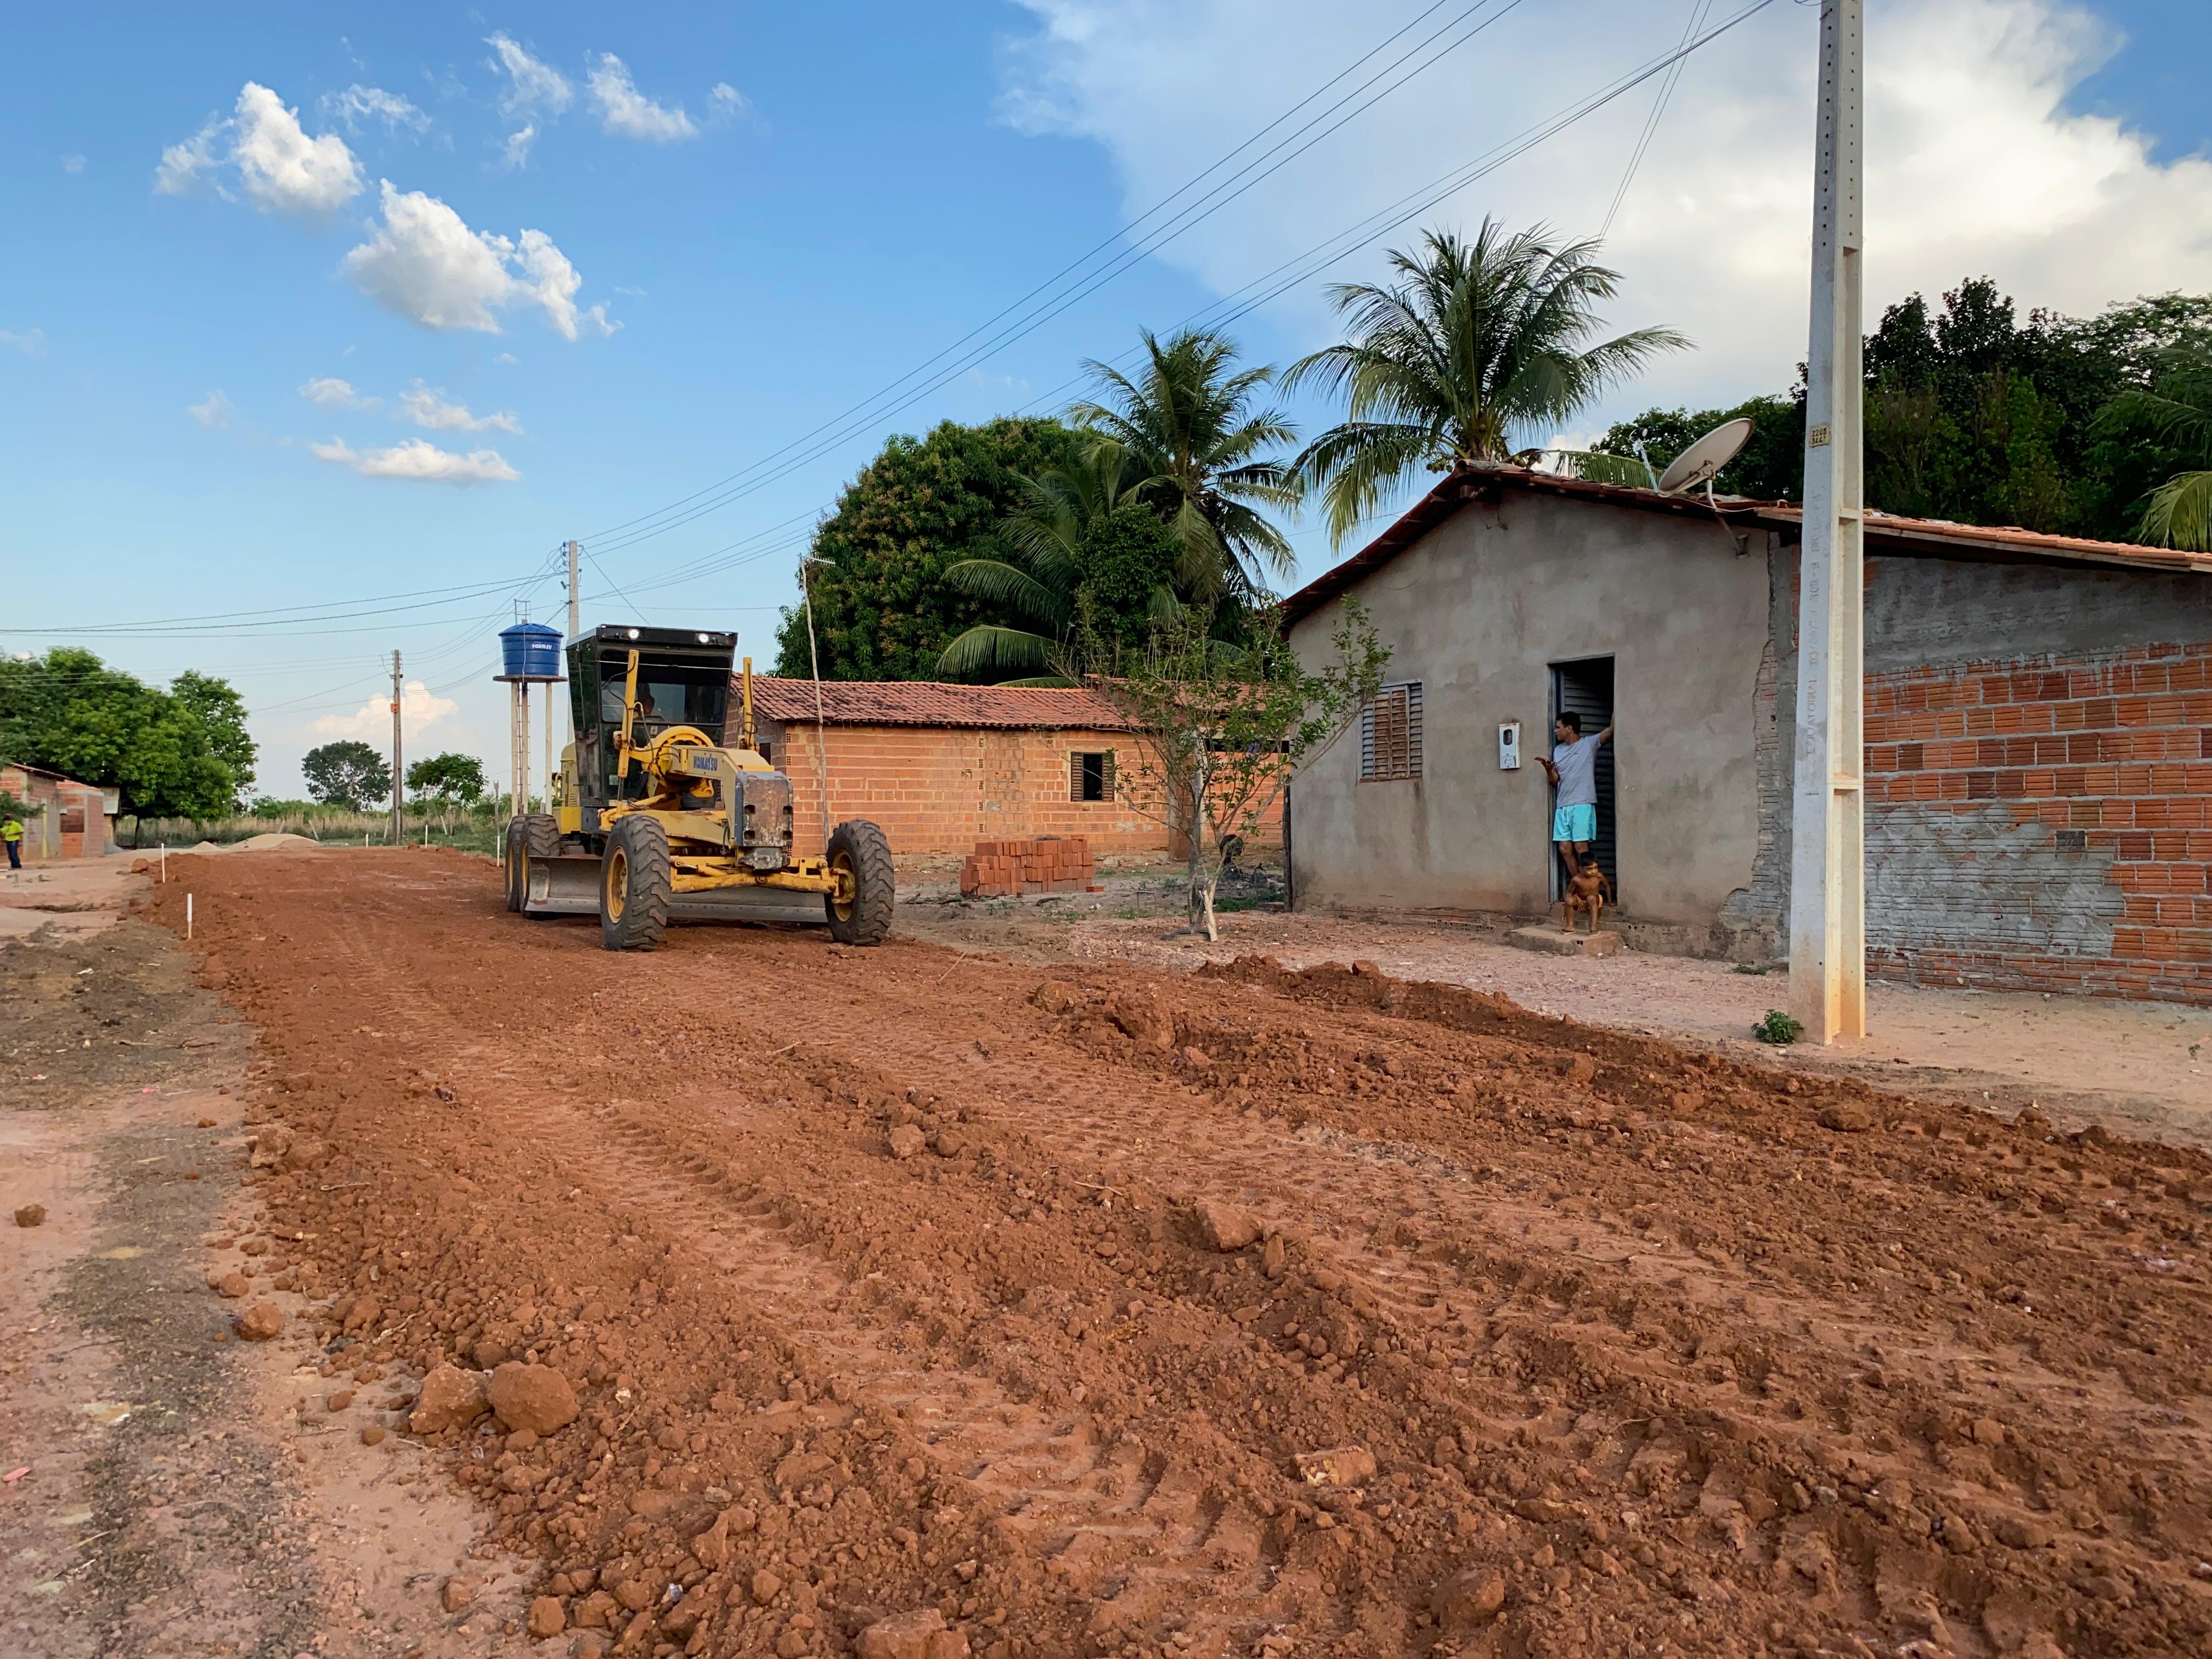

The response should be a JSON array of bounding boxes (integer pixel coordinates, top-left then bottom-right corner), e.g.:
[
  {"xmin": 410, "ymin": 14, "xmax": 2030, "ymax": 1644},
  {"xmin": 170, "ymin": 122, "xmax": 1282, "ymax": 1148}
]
[
  {"xmin": 388, "ymin": 650, "xmax": 404, "ymax": 847},
  {"xmin": 1790, "ymin": 0, "xmax": 1866, "ymax": 1043}
]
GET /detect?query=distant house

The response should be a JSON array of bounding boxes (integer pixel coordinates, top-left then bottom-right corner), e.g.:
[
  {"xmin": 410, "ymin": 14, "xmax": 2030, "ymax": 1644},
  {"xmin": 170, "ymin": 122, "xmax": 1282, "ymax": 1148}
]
[
  {"xmin": 1282, "ymin": 464, "xmax": 2212, "ymax": 1005},
  {"xmin": 742, "ymin": 677, "xmax": 1189, "ymax": 858},
  {"xmin": 0, "ymin": 763, "xmax": 114, "ymax": 861}
]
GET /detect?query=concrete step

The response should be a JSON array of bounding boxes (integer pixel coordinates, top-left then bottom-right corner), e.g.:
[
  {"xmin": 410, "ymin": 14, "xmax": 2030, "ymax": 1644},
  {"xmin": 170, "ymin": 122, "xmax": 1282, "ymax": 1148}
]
[{"xmin": 1508, "ymin": 924, "xmax": 1623, "ymax": 958}]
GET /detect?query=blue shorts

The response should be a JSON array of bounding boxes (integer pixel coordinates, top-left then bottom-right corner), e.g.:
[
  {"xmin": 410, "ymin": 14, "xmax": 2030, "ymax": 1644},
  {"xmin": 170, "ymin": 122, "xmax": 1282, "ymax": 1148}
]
[{"xmin": 1553, "ymin": 803, "xmax": 1596, "ymax": 844}]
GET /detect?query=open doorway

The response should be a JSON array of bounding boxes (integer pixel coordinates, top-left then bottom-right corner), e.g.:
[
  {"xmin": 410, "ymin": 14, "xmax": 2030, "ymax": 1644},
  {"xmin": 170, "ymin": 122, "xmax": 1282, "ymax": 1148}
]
[{"xmin": 1549, "ymin": 656, "xmax": 1617, "ymax": 902}]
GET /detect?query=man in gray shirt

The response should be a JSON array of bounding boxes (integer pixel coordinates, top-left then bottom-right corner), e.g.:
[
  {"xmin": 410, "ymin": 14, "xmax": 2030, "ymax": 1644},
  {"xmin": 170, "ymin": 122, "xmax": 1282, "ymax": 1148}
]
[{"xmin": 1537, "ymin": 710, "xmax": 1613, "ymax": 885}]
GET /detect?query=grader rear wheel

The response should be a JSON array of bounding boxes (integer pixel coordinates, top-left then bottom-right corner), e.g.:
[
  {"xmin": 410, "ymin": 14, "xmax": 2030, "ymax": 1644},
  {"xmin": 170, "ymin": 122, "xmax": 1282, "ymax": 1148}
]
[
  {"xmin": 600, "ymin": 815, "xmax": 672, "ymax": 951},
  {"xmin": 825, "ymin": 819, "xmax": 894, "ymax": 946}
]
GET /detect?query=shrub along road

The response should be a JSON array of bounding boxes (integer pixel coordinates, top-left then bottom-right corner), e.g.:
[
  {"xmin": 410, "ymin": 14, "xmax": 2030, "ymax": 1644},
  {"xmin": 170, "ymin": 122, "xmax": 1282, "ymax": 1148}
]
[{"xmin": 126, "ymin": 848, "xmax": 2212, "ymax": 1658}]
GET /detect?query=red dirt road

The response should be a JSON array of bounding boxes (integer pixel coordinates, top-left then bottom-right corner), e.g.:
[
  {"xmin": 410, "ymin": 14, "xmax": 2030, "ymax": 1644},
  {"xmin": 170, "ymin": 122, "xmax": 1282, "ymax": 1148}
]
[{"xmin": 150, "ymin": 850, "xmax": 2212, "ymax": 1659}]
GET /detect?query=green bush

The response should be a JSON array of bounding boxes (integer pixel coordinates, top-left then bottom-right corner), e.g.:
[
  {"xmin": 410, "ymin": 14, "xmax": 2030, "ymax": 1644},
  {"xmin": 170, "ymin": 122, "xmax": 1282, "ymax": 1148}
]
[{"xmin": 1752, "ymin": 1009, "xmax": 1803, "ymax": 1045}]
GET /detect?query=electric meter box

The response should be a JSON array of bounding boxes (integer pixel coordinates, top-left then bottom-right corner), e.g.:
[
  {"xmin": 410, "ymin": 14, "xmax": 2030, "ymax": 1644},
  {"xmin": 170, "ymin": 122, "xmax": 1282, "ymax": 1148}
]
[{"xmin": 1498, "ymin": 721, "xmax": 1521, "ymax": 770}]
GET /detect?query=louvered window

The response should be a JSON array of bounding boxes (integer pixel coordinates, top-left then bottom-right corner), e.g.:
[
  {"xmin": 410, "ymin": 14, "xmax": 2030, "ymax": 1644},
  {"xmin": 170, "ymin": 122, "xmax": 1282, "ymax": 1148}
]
[
  {"xmin": 1070, "ymin": 750, "xmax": 1115, "ymax": 802},
  {"xmin": 1359, "ymin": 682, "xmax": 1423, "ymax": 781}
]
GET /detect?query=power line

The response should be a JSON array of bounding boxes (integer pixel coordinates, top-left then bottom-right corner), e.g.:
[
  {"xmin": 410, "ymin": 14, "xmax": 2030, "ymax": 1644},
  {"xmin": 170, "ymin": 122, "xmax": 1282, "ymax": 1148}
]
[
  {"xmin": 577, "ymin": 0, "xmax": 1537, "ymax": 559},
  {"xmin": 1600, "ymin": 0, "xmax": 1712, "ymax": 238}
]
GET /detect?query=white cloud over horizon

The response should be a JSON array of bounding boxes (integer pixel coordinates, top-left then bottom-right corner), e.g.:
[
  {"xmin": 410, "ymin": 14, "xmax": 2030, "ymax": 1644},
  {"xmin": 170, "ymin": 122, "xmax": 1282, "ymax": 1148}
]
[
  {"xmin": 319, "ymin": 83, "xmax": 430, "ymax": 134},
  {"xmin": 1000, "ymin": 0, "xmax": 2212, "ymax": 424},
  {"xmin": 397, "ymin": 381, "xmax": 521, "ymax": 434},
  {"xmin": 588, "ymin": 54, "xmax": 699, "ymax": 141},
  {"xmin": 486, "ymin": 33, "xmax": 574, "ymax": 120},
  {"xmin": 341, "ymin": 182, "xmax": 614, "ymax": 340},
  {"xmin": 309, "ymin": 435, "xmax": 520, "ymax": 484},
  {"xmin": 310, "ymin": 678, "xmax": 459, "ymax": 741},
  {"xmin": 156, "ymin": 82, "xmax": 364, "ymax": 215},
  {"xmin": 300, "ymin": 375, "xmax": 379, "ymax": 411}
]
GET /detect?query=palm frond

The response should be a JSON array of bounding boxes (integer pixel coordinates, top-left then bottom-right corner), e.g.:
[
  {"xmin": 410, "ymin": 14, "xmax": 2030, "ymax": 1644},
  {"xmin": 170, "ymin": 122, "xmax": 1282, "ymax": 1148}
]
[
  {"xmin": 935, "ymin": 624, "xmax": 1057, "ymax": 678},
  {"xmin": 942, "ymin": 558, "xmax": 1071, "ymax": 629},
  {"xmin": 2140, "ymin": 469, "xmax": 2212, "ymax": 551}
]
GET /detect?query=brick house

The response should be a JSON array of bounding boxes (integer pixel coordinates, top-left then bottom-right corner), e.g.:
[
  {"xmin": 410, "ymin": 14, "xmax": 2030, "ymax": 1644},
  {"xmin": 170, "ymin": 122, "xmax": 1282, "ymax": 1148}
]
[
  {"xmin": 0, "ymin": 763, "xmax": 114, "ymax": 861},
  {"xmin": 741, "ymin": 678, "xmax": 1172, "ymax": 857},
  {"xmin": 1282, "ymin": 464, "xmax": 2212, "ymax": 1004}
]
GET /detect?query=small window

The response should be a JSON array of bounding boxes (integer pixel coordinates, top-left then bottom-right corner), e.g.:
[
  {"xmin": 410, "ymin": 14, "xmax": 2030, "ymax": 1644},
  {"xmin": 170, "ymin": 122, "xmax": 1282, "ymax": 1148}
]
[
  {"xmin": 1360, "ymin": 682, "xmax": 1424, "ymax": 781},
  {"xmin": 754, "ymin": 740, "xmax": 772, "ymax": 768},
  {"xmin": 1070, "ymin": 750, "xmax": 1115, "ymax": 802}
]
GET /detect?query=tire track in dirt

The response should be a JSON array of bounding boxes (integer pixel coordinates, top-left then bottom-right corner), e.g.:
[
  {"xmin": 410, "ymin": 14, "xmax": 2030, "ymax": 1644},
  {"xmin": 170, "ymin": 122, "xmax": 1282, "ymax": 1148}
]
[{"xmin": 154, "ymin": 853, "xmax": 2212, "ymax": 1659}]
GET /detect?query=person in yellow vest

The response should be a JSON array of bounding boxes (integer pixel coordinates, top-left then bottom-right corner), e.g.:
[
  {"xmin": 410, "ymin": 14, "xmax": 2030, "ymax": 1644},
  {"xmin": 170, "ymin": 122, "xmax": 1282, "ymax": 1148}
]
[{"xmin": 2, "ymin": 814, "xmax": 22, "ymax": 871}]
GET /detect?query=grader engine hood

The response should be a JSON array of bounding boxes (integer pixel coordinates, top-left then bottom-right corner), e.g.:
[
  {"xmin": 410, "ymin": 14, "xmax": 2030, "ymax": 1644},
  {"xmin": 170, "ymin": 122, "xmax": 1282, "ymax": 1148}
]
[{"xmin": 729, "ymin": 766, "xmax": 794, "ymax": 870}]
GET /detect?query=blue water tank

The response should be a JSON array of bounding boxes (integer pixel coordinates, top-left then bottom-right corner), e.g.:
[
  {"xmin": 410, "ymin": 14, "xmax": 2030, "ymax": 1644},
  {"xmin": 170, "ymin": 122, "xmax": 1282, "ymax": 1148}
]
[{"xmin": 499, "ymin": 620, "xmax": 563, "ymax": 680}]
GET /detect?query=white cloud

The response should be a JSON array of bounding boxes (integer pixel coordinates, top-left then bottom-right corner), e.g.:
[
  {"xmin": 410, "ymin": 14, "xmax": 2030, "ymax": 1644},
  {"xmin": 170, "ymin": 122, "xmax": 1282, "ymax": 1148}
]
[
  {"xmin": 155, "ymin": 83, "xmax": 364, "ymax": 215},
  {"xmin": 232, "ymin": 82, "xmax": 364, "ymax": 212},
  {"xmin": 398, "ymin": 380, "xmax": 521, "ymax": 434},
  {"xmin": 320, "ymin": 83, "xmax": 430, "ymax": 134},
  {"xmin": 341, "ymin": 180, "xmax": 614, "ymax": 340},
  {"xmin": 1, "ymin": 328, "xmax": 47, "ymax": 357},
  {"xmin": 310, "ymin": 435, "xmax": 520, "ymax": 484},
  {"xmin": 60, "ymin": 155, "xmax": 85, "ymax": 174},
  {"xmin": 588, "ymin": 53, "xmax": 698, "ymax": 141},
  {"xmin": 486, "ymin": 32, "xmax": 573, "ymax": 119},
  {"xmin": 154, "ymin": 119, "xmax": 224, "ymax": 196},
  {"xmin": 311, "ymin": 679, "xmax": 459, "ymax": 740},
  {"xmin": 299, "ymin": 376, "xmax": 379, "ymax": 411},
  {"xmin": 493, "ymin": 352, "xmax": 520, "ymax": 365},
  {"xmin": 497, "ymin": 122, "xmax": 539, "ymax": 171},
  {"xmin": 188, "ymin": 390, "xmax": 234, "ymax": 428},
  {"xmin": 999, "ymin": 0, "xmax": 2212, "ymax": 427},
  {"xmin": 707, "ymin": 83, "xmax": 748, "ymax": 123}
]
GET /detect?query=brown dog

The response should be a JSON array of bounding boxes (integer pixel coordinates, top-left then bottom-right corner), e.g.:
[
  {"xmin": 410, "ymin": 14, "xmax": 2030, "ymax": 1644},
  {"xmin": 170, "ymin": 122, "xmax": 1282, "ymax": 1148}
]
[{"xmin": 1562, "ymin": 863, "xmax": 1612, "ymax": 933}]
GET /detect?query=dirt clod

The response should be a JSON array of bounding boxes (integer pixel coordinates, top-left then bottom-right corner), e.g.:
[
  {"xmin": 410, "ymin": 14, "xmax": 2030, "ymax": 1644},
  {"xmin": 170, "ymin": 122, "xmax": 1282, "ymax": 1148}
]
[
  {"xmin": 750, "ymin": 1568, "xmax": 783, "ymax": 1605},
  {"xmin": 485, "ymin": 1361, "xmax": 578, "ymax": 1435},
  {"xmin": 409, "ymin": 1363, "xmax": 489, "ymax": 1434},
  {"xmin": 441, "ymin": 1575, "xmax": 477, "ymax": 1613},
  {"xmin": 1295, "ymin": 1446, "xmax": 1376, "ymax": 1486},
  {"xmin": 1434, "ymin": 1568, "xmax": 1508, "ymax": 1628},
  {"xmin": 1193, "ymin": 1198, "xmax": 1260, "ymax": 1252},
  {"xmin": 1818, "ymin": 1103, "xmax": 1875, "ymax": 1133},
  {"xmin": 857, "ymin": 1609, "xmax": 957, "ymax": 1659},
  {"xmin": 13, "ymin": 1204, "xmax": 46, "ymax": 1228},
  {"xmin": 233, "ymin": 1303, "xmax": 284, "ymax": 1341},
  {"xmin": 528, "ymin": 1595, "xmax": 566, "ymax": 1639},
  {"xmin": 887, "ymin": 1124, "xmax": 926, "ymax": 1160}
]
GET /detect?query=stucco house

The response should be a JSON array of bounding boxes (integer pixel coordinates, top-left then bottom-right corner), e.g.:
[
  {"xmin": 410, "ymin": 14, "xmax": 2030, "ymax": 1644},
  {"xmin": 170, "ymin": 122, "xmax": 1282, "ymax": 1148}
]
[{"xmin": 1282, "ymin": 464, "xmax": 2212, "ymax": 1005}]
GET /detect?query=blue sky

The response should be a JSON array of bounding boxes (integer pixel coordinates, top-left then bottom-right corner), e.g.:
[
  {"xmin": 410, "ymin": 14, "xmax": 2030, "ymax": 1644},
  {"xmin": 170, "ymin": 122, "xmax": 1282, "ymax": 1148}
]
[{"xmin": 3, "ymin": 2, "xmax": 2207, "ymax": 796}]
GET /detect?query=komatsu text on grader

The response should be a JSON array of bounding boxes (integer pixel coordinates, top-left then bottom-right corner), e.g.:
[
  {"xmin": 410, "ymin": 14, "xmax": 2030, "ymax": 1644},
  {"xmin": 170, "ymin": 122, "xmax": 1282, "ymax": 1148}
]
[{"xmin": 503, "ymin": 624, "xmax": 893, "ymax": 949}]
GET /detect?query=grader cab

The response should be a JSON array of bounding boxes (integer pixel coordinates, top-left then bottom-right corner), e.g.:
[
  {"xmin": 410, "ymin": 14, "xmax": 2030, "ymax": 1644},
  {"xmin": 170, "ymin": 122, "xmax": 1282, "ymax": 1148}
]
[{"xmin": 503, "ymin": 624, "xmax": 893, "ymax": 948}]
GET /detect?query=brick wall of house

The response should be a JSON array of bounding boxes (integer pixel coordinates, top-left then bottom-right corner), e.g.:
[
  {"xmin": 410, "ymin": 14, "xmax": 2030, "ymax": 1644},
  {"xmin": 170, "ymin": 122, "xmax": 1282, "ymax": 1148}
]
[
  {"xmin": 758, "ymin": 723, "xmax": 1171, "ymax": 856},
  {"xmin": 0, "ymin": 766, "xmax": 108, "ymax": 861},
  {"xmin": 755, "ymin": 721, "xmax": 1289, "ymax": 859},
  {"xmin": 1861, "ymin": 641, "xmax": 2212, "ymax": 1002}
]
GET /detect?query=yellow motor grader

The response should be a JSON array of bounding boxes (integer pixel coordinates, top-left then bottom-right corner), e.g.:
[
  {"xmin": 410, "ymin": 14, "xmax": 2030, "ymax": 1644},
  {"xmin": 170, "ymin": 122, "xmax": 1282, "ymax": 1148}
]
[{"xmin": 503, "ymin": 624, "xmax": 893, "ymax": 949}]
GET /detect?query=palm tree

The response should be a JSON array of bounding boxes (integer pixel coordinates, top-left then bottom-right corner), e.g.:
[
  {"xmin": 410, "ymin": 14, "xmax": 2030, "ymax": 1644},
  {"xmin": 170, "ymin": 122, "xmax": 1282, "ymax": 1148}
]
[
  {"xmin": 1284, "ymin": 221, "xmax": 1688, "ymax": 545},
  {"xmin": 936, "ymin": 442, "xmax": 1177, "ymax": 685},
  {"xmin": 2099, "ymin": 347, "xmax": 2212, "ymax": 551},
  {"xmin": 1069, "ymin": 328, "xmax": 1300, "ymax": 600}
]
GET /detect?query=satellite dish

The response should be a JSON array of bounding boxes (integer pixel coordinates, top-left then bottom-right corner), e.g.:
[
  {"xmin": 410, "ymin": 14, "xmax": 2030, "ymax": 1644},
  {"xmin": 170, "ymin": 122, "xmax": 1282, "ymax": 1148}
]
[{"xmin": 1657, "ymin": 417, "xmax": 1753, "ymax": 494}]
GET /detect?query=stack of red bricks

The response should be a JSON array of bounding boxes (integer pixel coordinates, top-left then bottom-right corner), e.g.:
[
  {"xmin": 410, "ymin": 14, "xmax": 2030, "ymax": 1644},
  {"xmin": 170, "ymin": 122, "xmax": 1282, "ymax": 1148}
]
[{"xmin": 959, "ymin": 837, "xmax": 1097, "ymax": 898}]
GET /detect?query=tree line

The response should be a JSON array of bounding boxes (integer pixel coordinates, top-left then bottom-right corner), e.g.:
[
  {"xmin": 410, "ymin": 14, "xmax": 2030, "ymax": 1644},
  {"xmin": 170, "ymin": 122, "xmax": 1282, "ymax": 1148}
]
[{"xmin": 776, "ymin": 223, "xmax": 2212, "ymax": 687}]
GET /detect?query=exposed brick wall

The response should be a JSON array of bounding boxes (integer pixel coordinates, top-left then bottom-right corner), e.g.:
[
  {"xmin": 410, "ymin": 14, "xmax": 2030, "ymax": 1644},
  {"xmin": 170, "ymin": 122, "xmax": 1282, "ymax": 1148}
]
[
  {"xmin": 756, "ymin": 723, "xmax": 1172, "ymax": 856},
  {"xmin": 0, "ymin": 766, "xmax": 108, "ymax": 861},
  {"xmin": 1862, "ymin": 641, "xmax": 2212, "ymax": 1002}
]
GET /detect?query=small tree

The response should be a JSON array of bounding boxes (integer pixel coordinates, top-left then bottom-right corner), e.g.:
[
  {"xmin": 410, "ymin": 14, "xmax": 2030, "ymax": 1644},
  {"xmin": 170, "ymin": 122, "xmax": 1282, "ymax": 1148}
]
[
  {"xmin": 405, "ymin": 752, "xmax": 487, "ymax": 835},
  {"xmin": 303, "ymin": 740, "xmax": 392, "ymax": 811},
  {"xmin": 1072, "ymin": 598, "xmax": 1388, "ymax": 940}
]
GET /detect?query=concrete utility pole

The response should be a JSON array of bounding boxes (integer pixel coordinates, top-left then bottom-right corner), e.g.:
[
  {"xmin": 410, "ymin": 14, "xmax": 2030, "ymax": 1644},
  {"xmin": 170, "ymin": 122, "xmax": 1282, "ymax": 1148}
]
[
  {"xmin": 1790, "ymin": 0, "xmax": 1866, "ymax": 1044},
  {"xmin": 567, "ymin": 541, "xmax": 582, "ymax": 642},
  {"xmin": 389, "ymin": 650, "xmax": 404, "ymax": 847}
]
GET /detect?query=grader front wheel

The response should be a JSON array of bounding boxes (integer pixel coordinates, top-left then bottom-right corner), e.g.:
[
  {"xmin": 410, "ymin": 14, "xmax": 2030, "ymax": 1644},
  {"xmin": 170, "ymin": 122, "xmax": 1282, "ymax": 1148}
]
[
  {"xmin": 825, "ymin": 820, "xmax": 894, "ymax": 946},
  {"xmin": 600, "ymin": 815, "xmax": 672, "ymax": 951}
]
